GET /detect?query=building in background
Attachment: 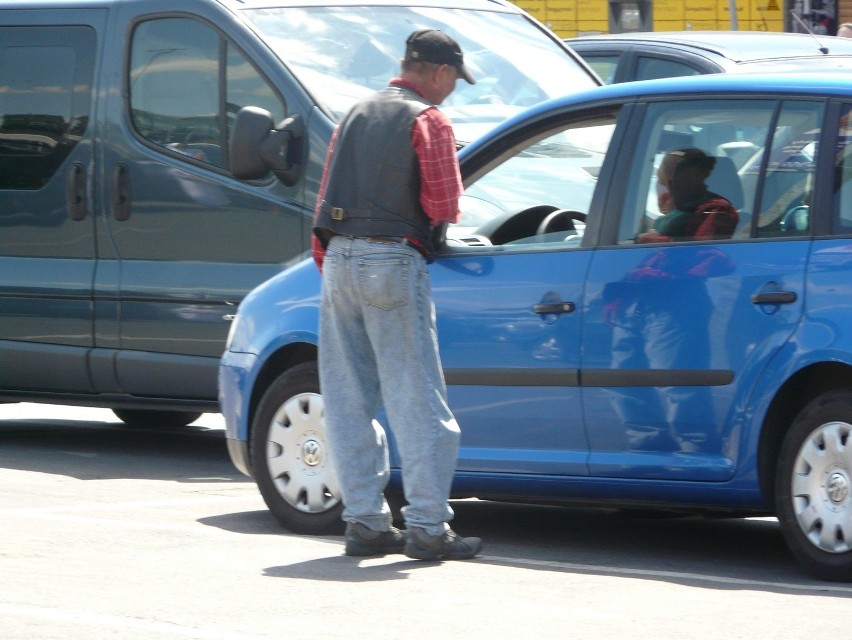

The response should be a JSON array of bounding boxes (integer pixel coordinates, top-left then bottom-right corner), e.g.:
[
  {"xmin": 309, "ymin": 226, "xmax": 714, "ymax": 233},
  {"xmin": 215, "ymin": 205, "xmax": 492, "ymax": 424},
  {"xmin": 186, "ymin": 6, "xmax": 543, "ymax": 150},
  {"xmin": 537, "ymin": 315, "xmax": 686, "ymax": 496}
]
[{"xmin": 514, "ymin": 0, "xmax": 852, "ymax": 37}]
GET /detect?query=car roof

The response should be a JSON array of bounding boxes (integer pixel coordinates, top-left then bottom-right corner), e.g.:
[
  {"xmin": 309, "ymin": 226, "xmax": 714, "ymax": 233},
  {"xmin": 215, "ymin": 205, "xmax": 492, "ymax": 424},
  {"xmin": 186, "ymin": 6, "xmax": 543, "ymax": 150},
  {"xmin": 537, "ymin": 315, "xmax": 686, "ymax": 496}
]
[
  {"xmin": 568, "ymin": 30, "xmax": 852, "ymax": 64},
  {"xmin": 562, "ymin": 69, "xmax": 852, "ymax": 107}
]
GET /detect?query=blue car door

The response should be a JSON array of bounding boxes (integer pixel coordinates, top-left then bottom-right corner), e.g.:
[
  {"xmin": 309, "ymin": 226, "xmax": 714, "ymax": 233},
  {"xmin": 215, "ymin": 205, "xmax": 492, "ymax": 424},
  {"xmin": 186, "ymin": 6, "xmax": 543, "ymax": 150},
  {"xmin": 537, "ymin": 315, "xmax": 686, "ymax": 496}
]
[
  {"xmin": 580, "ymin": 98, "xmax": 820, "ymax": 482},
  {"xmin": 426, "ymin": 110, "xmax": 621, "ymax": 482}
]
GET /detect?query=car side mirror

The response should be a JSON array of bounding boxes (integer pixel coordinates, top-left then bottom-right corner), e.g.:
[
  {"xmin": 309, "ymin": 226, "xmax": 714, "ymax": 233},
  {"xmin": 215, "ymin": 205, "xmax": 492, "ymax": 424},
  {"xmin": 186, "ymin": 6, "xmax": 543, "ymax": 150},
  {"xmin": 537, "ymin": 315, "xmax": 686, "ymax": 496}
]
[{"xmin": 230, "ymin": 107, "xmax": 304, "ymax": 187}]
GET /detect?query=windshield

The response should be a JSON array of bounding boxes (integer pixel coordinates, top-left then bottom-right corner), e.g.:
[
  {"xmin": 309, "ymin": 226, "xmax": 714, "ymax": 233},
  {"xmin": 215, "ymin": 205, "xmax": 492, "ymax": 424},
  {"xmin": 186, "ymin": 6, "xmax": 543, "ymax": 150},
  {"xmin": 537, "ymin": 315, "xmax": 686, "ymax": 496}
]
[{"xmin": 242, "ymin": 5, "xmax": 597, "ymax": 142}]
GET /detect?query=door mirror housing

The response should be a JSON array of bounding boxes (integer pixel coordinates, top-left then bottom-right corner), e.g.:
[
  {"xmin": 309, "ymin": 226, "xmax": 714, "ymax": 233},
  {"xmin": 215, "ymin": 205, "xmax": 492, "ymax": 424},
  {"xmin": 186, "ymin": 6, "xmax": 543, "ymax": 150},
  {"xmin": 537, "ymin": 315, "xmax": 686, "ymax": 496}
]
[{"xmin": 230, "ymin": 107, "xmax": 304, "ymax": 186}]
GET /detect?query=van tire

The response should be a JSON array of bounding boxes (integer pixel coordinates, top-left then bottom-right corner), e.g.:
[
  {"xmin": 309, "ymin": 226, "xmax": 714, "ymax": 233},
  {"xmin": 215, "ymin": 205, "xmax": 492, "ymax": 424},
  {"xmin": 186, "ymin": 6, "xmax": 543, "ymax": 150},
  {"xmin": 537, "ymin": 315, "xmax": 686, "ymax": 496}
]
[
  {"xmin": 250, "ymin": 362, "xmax": 344, "ymax": 534},
  {"xmin": 112, "ymin": 409, "xmax": 202, "ymax": 428},
  {"xmin": 775, "ymin": 390, "xmax": 852, "ymax": 581}
]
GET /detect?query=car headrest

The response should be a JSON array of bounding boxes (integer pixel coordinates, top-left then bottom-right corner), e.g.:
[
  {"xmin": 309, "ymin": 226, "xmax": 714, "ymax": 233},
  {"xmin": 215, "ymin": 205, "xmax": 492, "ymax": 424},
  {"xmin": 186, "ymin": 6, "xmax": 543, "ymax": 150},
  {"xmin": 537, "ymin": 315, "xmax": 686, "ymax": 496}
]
[{"xmin": 706, "ymin": 156, "xmax": 744, "ymax": 210}]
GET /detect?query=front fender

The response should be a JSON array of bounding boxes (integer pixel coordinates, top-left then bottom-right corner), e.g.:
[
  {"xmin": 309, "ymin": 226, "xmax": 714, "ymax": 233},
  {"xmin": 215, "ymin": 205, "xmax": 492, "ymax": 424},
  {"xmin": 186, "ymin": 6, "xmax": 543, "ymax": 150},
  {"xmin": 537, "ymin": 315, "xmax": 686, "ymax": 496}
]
[
  {"xmin": 220, "ymin": 258, "xmax": 322, "ymax": 450},
  {"xmin": 228, "ymin": 258, "xmax": 322, "ymax": 356}
]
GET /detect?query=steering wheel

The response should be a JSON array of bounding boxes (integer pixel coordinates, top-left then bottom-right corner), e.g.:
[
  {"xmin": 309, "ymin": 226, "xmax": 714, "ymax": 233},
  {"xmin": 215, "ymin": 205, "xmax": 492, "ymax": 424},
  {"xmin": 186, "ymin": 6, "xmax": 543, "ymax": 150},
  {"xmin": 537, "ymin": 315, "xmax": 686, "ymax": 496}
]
[{"xmin": 536, "ymin": 209, "xmax": 587, "ymax": 236}]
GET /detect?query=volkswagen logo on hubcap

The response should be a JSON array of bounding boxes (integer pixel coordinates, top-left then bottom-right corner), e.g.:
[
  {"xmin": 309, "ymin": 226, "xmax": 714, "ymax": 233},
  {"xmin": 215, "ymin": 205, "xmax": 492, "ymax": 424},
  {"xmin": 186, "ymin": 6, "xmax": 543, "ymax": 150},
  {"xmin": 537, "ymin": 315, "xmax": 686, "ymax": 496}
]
[
  {"xmin": 302, "ymin": 439, "xmax": 323, "ymax": 467},
  {"xmin": 827, "ymin": 472, "xmax": 849, "ymax": 504}
]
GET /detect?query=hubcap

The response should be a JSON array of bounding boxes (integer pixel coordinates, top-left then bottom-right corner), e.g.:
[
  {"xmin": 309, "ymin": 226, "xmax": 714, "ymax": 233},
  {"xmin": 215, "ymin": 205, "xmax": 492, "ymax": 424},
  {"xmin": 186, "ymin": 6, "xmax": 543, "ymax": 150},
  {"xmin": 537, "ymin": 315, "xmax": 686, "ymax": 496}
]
[
  {"xmin": 790, "ymin": 421, "xmax": 852, "ymax": 554},
  {"xmin": 265, "ymin": 392, "xmax": 341, "ymax": 514}
]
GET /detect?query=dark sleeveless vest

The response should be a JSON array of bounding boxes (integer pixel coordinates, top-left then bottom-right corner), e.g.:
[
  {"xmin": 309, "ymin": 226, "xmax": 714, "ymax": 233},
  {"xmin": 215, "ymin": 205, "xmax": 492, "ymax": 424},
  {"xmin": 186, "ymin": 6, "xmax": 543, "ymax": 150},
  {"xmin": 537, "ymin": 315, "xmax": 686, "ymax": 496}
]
[{"xmin": 313, "ymin": 84, "xmax": 434, "ymax": 251}]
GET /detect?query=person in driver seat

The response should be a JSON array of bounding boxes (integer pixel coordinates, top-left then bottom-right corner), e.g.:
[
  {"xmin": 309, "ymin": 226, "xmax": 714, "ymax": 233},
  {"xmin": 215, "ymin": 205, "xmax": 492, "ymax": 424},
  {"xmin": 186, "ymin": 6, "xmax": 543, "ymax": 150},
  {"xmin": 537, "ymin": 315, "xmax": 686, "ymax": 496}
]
[{"xmin": 639, "ymin": 147, "xmax": 738, "ymax": 243}]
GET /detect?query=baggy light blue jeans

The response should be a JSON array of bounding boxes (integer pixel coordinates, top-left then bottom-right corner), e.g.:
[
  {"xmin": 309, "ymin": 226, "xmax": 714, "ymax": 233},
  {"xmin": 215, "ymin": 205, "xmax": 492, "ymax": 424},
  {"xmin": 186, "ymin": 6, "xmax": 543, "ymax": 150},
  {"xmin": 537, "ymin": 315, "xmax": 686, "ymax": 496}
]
[{"xmin": 319, "ymin": 235, "xmax": 460, "ymax": 537}]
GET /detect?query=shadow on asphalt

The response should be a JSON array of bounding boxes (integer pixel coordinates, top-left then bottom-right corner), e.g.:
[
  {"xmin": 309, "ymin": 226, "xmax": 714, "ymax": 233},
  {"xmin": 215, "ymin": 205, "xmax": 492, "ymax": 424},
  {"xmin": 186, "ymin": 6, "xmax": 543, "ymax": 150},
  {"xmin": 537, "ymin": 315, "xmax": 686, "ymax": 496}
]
[
  {"xmin": 0, "ymin": 417, "xmax": 246, "ymax": 483},
  {"xmin": 247, "ymin": 500, "xmax": 852, "ymax": 595}
]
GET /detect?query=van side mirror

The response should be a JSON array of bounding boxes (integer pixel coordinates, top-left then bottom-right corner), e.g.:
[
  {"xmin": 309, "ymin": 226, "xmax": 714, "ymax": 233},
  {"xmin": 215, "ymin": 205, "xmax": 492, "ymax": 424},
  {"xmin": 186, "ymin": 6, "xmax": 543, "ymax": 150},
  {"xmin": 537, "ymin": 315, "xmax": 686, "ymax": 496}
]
[{"xmin": 230, "ymin": 107, "xmax": 304, "ymax": 187}]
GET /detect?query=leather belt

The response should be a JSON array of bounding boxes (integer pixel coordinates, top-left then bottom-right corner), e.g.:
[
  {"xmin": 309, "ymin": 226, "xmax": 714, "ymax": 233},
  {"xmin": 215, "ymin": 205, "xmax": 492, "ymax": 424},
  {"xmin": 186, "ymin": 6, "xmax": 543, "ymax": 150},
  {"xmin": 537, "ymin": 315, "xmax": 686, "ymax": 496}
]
[
  {"xmin": 365, "ymin": 236, "xmax": 430, "ymax": 262},
  {"xmin": 366, "ymin": 236, "xmax": 403, "ymax": 244}
]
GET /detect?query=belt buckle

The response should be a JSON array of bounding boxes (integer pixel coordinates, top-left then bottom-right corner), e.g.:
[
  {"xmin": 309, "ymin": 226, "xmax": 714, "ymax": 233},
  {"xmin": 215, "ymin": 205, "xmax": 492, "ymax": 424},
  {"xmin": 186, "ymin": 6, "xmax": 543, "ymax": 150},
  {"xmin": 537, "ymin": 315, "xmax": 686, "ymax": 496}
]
[{"xmin": 331, "ymin": 207, "xmax": 344, "ymax": 220}]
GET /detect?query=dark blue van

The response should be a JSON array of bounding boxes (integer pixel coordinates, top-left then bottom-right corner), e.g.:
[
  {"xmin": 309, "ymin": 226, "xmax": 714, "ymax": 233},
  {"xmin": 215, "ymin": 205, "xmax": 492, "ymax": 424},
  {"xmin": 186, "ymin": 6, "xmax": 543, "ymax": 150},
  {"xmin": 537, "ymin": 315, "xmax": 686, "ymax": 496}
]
[{"xmin": 0, "ymin": 0, "xmax": 598, "ymax": 426}]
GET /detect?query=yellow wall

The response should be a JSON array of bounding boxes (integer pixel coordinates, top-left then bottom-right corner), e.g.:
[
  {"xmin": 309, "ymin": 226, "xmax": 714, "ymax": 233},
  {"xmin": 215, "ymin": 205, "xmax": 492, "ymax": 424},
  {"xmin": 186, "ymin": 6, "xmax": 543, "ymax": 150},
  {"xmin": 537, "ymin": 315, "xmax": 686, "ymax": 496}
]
[{"xmin": 514, "ymin": 0, "xmax": 785, "ymax": 37}]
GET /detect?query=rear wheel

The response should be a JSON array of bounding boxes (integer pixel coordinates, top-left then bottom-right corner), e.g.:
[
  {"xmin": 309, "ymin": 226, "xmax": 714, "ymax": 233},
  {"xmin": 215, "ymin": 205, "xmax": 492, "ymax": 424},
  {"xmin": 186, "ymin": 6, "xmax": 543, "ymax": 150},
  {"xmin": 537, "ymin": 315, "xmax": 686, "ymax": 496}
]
[
  {"xmin": 112, "ymin": 408, "xmax": 202, "ymax": 428},
  {"xmin": 250, "ymin": 362, "xmax": 343, "ymax": 534},
  {"xmin": 775, "ymin": 390, "xmax": 852, "ymax": 581}
]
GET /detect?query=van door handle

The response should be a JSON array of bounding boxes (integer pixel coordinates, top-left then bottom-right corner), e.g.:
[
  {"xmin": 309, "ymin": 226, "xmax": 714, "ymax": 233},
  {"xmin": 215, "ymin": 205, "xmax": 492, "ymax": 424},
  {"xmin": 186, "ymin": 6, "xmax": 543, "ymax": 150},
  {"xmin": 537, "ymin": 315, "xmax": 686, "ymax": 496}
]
[
  {"xmin": 533, "ymin": 301, "xmax": 576, "ymax": 315},
  {"xmin": 66, "ymin": 162, "xmax": 86, "ymax": 221},
  {"xmin": 112, "ymin": 164, "xmax": 131, "ymax": 221}
]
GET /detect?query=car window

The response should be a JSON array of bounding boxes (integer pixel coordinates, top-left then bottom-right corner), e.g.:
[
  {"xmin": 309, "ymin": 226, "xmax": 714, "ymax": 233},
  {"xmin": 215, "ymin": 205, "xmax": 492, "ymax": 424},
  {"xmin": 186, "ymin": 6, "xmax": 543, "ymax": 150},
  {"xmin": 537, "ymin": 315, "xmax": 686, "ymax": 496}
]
[
  {"xmin": 635, "ymin": 56, "xmax": 703, "ymax": 81},
  {"xmin": 129, "ymin": 17, "xmax": 285, "ymax": 170},
  {"xmin": 615, "ymin": 99, "xmax": 824, "ymax": 245},
  {"xmin": 833, "ymin": 103, "xmax": 852, "ymax": 234},
  {"xmin": 578, "ymin": 53, "xmax": 621, "ymax": 84},
  {"xmin": 753, "ymin": 102, "xmax": 822, "ymax": 238},
  {"xmin": 451, "ymin": 114, "xmax": 616, "ymax": 248},
  {"xmin": 616, "ymin": 100, "xmax": 773, "ymax": 244}
]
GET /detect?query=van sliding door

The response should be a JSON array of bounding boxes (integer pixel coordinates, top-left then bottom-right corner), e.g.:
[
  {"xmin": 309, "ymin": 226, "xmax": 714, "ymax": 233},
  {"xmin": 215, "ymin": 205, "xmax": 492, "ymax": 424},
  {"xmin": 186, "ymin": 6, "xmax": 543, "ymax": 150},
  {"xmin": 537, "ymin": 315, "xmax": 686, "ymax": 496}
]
[{"xmin": 0, "ymin": 20, "xmax": 100, "ymax": 394}]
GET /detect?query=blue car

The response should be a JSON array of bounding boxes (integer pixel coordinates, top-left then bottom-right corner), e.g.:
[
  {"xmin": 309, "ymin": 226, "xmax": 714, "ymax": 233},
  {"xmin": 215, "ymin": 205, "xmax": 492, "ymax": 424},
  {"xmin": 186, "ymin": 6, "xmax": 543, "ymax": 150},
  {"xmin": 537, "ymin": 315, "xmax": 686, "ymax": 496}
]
[{"xmin": 220, "ymin": 72, "xmax": 852, "ymax": 581}]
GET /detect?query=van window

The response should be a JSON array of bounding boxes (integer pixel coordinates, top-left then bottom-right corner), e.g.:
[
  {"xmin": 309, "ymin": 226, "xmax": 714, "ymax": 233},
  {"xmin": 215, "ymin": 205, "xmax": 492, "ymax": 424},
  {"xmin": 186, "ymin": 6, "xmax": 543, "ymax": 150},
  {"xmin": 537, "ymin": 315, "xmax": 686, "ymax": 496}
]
[
  {"xmin": 243, "ymin": 5, "xmax": 598, "ymax": 128},
  {"xmin": 129, "ymin": 18, "xmax": 284, "ymax": 170},
  {"xmin": 0, "ymin": 26, "xmax": 95, "ymax": 190}
]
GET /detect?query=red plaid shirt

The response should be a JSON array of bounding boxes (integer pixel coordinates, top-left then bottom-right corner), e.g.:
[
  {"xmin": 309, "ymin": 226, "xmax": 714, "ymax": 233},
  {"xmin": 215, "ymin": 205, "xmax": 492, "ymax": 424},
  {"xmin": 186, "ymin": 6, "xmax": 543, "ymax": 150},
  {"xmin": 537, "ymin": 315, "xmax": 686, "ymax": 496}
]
[{"xmin": 312, "ymin": 78, "xmax": 462, "ymax": 269}]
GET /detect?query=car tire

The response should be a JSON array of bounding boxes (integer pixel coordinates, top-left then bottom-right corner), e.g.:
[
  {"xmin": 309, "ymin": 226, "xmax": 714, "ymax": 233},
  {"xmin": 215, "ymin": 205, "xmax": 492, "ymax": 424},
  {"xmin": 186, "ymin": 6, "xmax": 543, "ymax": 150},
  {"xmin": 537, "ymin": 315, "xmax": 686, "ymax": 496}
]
[
  {"xmin": 112, "ymin": 408, "xmax": 202, "ymax": 428},
  {"xmin": 775, "ymin": 390, "xmax": 852, "ymax": 581},
  {"xmin": 250, "ymin": 361, "xmax": 344, "ymax": 534}
]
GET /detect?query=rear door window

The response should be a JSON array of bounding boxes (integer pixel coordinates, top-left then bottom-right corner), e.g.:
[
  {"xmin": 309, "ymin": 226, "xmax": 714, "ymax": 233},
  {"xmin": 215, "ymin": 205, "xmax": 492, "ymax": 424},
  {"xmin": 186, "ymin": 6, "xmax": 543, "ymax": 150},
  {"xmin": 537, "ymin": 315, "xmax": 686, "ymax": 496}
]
[
  {"xmin": 635, "ymin": 55, "xmax": 704, "ymax": 81},
  {"xmin": 0, "ymin": 26, "xmax": 96, "ymax": 190}
]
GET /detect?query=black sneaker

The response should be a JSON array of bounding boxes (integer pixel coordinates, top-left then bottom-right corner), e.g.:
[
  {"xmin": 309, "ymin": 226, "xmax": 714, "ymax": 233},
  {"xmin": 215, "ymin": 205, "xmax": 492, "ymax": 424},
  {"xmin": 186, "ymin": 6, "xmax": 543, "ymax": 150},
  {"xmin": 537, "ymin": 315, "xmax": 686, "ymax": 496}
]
[
  {"xmin": 344, "ymin": 522, "xmax": 406, "ymax": 557},
  {"xmin": 404, "ymin": 527, "xmax": 483, "ymax": 561}
]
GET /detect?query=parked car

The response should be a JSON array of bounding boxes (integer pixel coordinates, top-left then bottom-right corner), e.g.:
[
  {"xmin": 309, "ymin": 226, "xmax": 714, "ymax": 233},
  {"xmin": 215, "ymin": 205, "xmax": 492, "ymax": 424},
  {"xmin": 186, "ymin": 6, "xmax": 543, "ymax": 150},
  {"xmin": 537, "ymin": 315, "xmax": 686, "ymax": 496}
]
[
  {"xmin": 567, "ymin": 31, "xmax": 852, "ymax": 83},
  {"xmin": 0, "ymin": 0, "xmax": 598, "ymax": 426},
  {"xmin": 221, "ymin": 70, "xmax": 852, "ymax": 581}
]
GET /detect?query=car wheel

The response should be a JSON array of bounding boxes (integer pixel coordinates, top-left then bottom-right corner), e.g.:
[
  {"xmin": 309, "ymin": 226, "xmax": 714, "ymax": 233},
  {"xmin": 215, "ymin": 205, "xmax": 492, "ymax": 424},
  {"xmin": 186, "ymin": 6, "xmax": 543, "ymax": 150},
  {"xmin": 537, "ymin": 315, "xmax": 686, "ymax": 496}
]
[
  {"xmin": 112, "ymin": 409, "xmax": 202, "ymax": 428},
  {"xmin": 775, "ymin": 390, "xmax": 852, "ymax": 581},
  {"xmin": 250, "ymin": 361, "xmax": 343, "ymax": 534}
]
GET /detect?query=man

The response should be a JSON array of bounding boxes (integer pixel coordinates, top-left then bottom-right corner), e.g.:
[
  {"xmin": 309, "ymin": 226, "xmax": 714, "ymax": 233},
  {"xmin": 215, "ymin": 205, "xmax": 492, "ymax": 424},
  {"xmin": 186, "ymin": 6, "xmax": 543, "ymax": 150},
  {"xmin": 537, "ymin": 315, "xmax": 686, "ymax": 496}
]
[
  {"xmin": 838, "ymin": 22, "xmax": 852, "ymax": 37},
  {"xmin": 312, "ymin": 30, "xmax": 483, "ymax": 561},
  {"xmin": 639, "ymin": 147, "xmax": 738, "ymax": 243}
]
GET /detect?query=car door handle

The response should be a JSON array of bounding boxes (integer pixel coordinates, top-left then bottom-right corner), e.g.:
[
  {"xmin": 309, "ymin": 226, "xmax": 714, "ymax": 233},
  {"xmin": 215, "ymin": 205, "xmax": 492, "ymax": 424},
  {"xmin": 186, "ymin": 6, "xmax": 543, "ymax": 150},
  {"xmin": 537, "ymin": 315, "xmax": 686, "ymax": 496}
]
[
  {"xmin": 532, "ymin": 302, "xmax": 575, "ymax": 315},
  {"xmin": 750, "ymin": 291, "xmax": 797, "ymax": 305}
]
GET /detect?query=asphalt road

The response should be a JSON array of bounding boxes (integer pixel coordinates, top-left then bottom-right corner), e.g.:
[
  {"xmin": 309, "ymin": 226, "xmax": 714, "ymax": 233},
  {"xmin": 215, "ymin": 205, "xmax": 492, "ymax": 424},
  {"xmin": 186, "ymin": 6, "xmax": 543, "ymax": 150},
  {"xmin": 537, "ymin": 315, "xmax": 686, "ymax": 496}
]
[{"xmin": 2, "ymin": 403, "xmax": 851, "ymax": 640}]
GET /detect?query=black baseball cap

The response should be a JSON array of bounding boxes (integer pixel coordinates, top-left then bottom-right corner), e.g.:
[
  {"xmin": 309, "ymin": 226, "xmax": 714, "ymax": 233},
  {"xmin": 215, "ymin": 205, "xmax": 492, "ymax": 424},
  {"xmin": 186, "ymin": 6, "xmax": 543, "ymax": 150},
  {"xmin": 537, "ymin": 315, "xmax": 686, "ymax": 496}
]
[{"xmin": 404, "ymin": 29, "xmax": 475, "ymax": 85}]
